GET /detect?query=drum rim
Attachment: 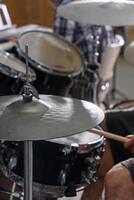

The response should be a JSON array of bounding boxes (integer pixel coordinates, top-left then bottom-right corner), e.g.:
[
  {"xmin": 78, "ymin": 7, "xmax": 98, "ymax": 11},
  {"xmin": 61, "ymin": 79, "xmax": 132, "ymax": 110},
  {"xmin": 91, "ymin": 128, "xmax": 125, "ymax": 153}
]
[
  {"xmin": 0, "ymin": 50, "xmax": 36, "ymax": 81},
  {"xmin": 50, "ymin": 134, "xmax": 104, "ymax": 153},
  {"xmin": 16, "ymin": 30, "xmax": 84, "ymax": 77}
]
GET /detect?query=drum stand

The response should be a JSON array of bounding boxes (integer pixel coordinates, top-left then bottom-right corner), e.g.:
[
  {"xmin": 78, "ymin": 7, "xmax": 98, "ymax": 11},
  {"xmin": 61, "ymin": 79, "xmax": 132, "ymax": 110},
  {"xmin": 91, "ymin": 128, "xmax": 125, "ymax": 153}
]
[
  {"xmin": 23, "ymin": 45, "xmax": 38, "ymax": 200},
  {"xmin": 24, "ymin": 141, "xmax": 33, "ymax": 200},
  {"xmin": 24, "ymin": 141, "xmax": 57, "ymax": 200},
  {"xmin": 21, "ymin": 44, "xmax": 65, "ymax": 200},
  {"xmin": 73, "ymin": 26, "xmax": 101, "ymax": 104},
  {"xmin": 86, "ymin": 26, "xmax": 102, "ymax": 105}
]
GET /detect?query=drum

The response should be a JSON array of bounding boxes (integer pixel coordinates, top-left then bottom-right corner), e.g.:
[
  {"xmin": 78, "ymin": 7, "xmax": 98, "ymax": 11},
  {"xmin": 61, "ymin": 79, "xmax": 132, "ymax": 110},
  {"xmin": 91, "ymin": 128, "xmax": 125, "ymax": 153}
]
[
  {"xmin": 0, "ymin": 51, "xmax": 36, "ymax": 95},
  {"xmin": 16, "ymin": 30, "xmax": 83, "ymax": 95},
  {"xmin": 0, "ymin": 131, "xmax": 104, "ymax": 199}
]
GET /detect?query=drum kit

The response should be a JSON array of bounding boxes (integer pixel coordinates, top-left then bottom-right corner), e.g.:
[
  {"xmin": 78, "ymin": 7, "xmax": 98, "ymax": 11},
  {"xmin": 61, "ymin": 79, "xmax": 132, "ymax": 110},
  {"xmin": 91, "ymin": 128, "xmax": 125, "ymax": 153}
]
[
  {"xmin": 0, "ymin": 43, "xmax": 104, "ymax": 200},
  {"xmin": 0, "ymin": 0, "xmax": 133, "ymax": 200},
  {"xmin": 57, "ymin": 0, "xmax": 134, "ymax": 26}
]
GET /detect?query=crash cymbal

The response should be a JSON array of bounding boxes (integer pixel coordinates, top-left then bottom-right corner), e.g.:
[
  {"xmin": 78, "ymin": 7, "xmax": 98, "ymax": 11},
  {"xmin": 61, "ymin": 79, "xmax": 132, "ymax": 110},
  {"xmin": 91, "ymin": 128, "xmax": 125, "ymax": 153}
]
[
  {"xmin": 0, "ymin": 95, "xmax": 104, "ymax": 141},
  {"xmin": 57, "ymin": 0, "xmax": 134, "ymax": 26}
]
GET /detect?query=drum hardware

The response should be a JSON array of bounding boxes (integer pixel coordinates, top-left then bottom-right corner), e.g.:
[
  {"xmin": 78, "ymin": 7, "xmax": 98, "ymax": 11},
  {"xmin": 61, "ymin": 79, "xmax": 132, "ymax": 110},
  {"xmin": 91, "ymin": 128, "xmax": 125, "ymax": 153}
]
[
  {"xmin": 61, "ymin": 143, "xmax": 79, "ymax": 157},
  {"xmin": 86, "ymin": 26, "xmax": 102, "ymax": 105},
  {"xmin": 82, "ymin": 150, "xmax": 102, "ymax": 184},
  {"xmin": 0, "ymin": 50, "xmax": 36, "ymax": 96},
  {"xmin": 70, "ymin": 25, "xmax": 102, "ymax": 104},
  {"xmin": 16, "ymin": 30, "xmax": 83, "ymax": 96},
  {"xmin": 57, "ymin": 0, "xmax": 134, "ymax": 104},
  {"xmin": 23, "ymin": 45, "xmax": 34, "ymax": 200},
  {"xmin": 0, "ymin": 45, "xmax": 104, "ymax": 199},
  {"xmin": 57, "ymin": 0, "xmax": 134, "ymax": 26},
  {"xmin": 70, "ymin": 68, "xmax": 98, "ymax": 102},
  {"xmin": 58, "ymin": 144, "xmax": 79, "ymax": 188},
  {"xmin": 97, "ymin": 80, "xmax": 110, "ymax": 106},
  {"xmin": 0, "ymin": 131, "xmax": 104, "ymax": 199},
  {"xmin": 0, "ymin": 189, "xmax": 24, "ymax": 199}
]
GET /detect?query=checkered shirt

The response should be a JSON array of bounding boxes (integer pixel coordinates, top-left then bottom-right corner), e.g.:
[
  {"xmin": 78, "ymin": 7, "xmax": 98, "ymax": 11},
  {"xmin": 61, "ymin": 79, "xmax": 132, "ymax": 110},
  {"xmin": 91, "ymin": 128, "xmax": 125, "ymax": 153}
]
[{"xmin": 53, "ymin": 0, "xmax": 114, "ymax": 65}]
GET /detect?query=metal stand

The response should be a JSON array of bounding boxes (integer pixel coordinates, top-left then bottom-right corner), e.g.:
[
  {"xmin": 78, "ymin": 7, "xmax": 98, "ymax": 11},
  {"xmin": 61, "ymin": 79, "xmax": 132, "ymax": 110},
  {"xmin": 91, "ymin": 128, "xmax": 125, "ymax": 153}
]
[
  {"xmin": 23, "ymin": 45, "xmax": 34, "ymax": 200},
  {"xmin": 24, "ymin": 141, "xmax": 33, "ymax": 200},
  {"xmin": 87, "ymin": 26, "xmax": 102, "ymax": 105},
  {"xmin": 72, "ymin": 26, "xmax": 103, "ymax": 105}
]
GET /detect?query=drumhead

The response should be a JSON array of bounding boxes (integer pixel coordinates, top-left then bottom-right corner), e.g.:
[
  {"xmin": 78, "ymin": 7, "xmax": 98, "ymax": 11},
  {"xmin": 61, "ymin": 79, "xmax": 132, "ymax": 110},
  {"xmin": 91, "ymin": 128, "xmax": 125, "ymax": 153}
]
[
  {"xmin": 49, "ymin": 130, "xmax": 103, "ymax": 146},
  {"xmin": 17, "ymin": 30, "xmax": 83, "ymax": 77},
  {"xmin": 0, "ymin": 51, "xmax": 36, "ymax": 82}
]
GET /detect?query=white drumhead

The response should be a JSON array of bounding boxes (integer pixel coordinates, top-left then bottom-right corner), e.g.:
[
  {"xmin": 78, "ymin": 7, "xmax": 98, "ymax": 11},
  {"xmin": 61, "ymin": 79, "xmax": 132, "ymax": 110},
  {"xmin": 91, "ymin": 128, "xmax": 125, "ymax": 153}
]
[
  {"xmin": 0, "ymin": 51, "xmax": 26, "ymax": 73},
  {"xmin": 0, "ymin": 51, "xmax": 36, "ymax": 81},
  {"xmin": 49, "ymin": 130, "xmax": 102, "ymax": 145},
  {"xmin": 17, "ymin": 31, "xmax": 83, "ymax": 75}
]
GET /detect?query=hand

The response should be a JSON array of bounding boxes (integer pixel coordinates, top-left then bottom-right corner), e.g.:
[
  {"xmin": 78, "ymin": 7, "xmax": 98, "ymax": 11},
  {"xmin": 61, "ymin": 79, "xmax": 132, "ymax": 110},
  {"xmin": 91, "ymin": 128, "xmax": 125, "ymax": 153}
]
[{"xmin": 124, "ymin": 135, "xmax": 134, "ymax": 153}]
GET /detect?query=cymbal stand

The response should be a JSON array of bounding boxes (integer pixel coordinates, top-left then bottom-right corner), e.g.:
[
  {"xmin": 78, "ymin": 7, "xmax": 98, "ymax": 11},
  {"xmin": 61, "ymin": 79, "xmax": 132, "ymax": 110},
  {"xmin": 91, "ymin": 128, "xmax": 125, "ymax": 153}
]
[
  {"xmin": 24, "ymin": 141, "xmax": 33, "ymax": 200},
  {"xmin": 86, "ymin": 26, "xmax": 101, "ymax": 105},
  {"xmin": 23, "ymin": 44, "xmax": 39, "ymax": 200},
  {"xmin": 73, "ymin": 26, "xmax": 101, "ymax": 104}
]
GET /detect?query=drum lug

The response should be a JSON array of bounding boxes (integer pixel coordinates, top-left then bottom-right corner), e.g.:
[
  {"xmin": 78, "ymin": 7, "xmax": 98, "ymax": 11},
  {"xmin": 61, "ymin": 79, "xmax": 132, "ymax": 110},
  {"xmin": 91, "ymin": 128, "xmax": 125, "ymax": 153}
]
[
  {"xmin": 61, "ymin": 144, "xmax": 78, "ymax": 157},
  {"xmin": 61, "ymin": 146, "xmax": 72, "ymax": 156},
  {"xmin": 59, "ymin": 144, "xmax": 79, "ymax": 187},
  {"xmin": 82, "ymin": 156, "xmax": 98, "ymax": 184},
  {"xmin": 95, "ymin": 155, "xmax": 102, "ymax": 161},
  {"xmin": 58, "ymin": 169, "xmax": 67, "ymax": 186},
  {"xmin": 7, "ymin": 154, "xmax": 17, "ymax": 170},
  {"xmin": 96, "ymin": 146, "xmax": 105, "ymax": 158}
]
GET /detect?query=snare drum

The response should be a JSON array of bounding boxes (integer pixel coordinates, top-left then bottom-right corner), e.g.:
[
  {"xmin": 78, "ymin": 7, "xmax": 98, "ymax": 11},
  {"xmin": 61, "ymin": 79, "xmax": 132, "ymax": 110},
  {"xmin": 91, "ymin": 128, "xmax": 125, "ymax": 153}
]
[
  {"xmin": 16, "ymin": 30, "xmax": 83, "ymax": 95},
  {"xmin": 0, "ymin": 131, "xmax": 104, "ymax": 199},
  {"xmin": 0, "ymin": 51, "xmax": 36, "ymax": 95}
]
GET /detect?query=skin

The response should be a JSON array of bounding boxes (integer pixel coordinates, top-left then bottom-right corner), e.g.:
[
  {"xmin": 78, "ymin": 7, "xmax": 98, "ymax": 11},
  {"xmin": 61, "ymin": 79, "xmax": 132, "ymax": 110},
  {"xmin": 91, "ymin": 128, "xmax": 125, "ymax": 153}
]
[
  {"xmin": 104, "ymin": 135, "xmax": 134, "ymax": 200},
  {"xmin": 124, "ymin": 135, "xmax": 134, "ymax": 153}
]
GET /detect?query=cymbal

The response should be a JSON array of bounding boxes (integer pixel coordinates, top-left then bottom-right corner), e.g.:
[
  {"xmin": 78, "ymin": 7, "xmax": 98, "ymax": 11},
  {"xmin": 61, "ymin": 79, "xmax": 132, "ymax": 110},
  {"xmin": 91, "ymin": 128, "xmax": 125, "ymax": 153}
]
[
  {"xmin": 0, "ymin": 95, "xmax": 104, "ymax": 141},
  {"xmin": 57, "ymin": 0, "xmax": 134, "ymax": 26},
  {"xmin": 124, "ymin": 42, "xmax": 134, "ymax": 66}
]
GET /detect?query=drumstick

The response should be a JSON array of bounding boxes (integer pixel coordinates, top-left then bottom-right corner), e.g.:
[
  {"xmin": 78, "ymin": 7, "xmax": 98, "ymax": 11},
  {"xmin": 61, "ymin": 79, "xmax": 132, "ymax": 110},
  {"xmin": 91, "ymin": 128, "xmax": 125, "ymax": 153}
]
[{"xmin": 91, "ymin": 128, "xmax": 127, "ymax": 143}]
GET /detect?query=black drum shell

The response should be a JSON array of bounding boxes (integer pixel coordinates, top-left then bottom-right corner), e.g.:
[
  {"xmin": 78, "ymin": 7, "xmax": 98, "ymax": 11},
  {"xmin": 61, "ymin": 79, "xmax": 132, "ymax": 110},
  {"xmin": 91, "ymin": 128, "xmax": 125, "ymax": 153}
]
[{"xmin": 16, "ymin": 30, "xmax": 84, "ymax": 96}]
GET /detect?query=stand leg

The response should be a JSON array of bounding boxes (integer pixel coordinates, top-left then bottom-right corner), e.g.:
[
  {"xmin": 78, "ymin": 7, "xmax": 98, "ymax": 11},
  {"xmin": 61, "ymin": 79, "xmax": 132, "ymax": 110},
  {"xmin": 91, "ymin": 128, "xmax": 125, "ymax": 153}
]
[{"xmin": 24, "ymin": 141, "xmax": 33, "ymax": 200}]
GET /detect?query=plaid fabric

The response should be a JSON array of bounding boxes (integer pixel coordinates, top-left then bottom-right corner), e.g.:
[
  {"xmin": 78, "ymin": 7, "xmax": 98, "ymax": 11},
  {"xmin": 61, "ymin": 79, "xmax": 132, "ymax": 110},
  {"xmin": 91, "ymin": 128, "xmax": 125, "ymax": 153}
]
[{"xmin": 53, "ymin": 0, "xmax": 114, "ymax": 65}]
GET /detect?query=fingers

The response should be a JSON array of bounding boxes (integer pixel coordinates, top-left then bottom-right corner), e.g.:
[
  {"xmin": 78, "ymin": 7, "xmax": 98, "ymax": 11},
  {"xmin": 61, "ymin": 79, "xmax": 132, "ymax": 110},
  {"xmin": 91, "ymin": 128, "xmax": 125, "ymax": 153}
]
[{"xmin": 124, "ymin": 136, "xmax": 134, "ymax": 153}]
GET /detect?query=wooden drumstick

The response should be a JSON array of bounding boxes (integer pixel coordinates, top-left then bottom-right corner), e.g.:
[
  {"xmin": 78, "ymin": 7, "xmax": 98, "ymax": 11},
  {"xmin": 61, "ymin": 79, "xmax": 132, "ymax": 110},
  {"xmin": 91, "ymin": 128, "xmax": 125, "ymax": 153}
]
[{"xmin": 91, "ymin": 128, "xmax": 127, "ymax": 143}]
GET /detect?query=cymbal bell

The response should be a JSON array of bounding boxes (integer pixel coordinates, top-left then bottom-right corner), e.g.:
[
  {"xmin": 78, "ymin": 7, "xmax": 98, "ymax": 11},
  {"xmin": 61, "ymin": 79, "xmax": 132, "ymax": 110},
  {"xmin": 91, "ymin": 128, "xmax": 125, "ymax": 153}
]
[
  {"xmin": 0, "ymin": 95, "xmax": 104, "ymax": 141},
  {"xmin": 57, "ymin": 0, "xmax": 134, "ymax": 26}
]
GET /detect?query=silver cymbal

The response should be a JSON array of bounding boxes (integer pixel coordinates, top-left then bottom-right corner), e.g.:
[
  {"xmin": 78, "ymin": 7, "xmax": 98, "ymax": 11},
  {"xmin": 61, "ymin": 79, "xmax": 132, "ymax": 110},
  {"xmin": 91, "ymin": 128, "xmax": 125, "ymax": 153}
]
[
  {"xmin": 0, "ymin": 95, "xmax": 104, "ymax": 141},
  {"xmin": 57, "ymin": 0, "xmax": 134, "ymax": 26}
]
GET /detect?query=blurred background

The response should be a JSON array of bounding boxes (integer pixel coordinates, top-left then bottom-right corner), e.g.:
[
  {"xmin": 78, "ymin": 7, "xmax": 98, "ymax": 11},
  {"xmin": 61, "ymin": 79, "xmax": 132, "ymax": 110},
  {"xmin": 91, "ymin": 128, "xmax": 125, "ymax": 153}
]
[{"xmin": 1, "ymin": 0, "xmax": 54, "ymax": 28}]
